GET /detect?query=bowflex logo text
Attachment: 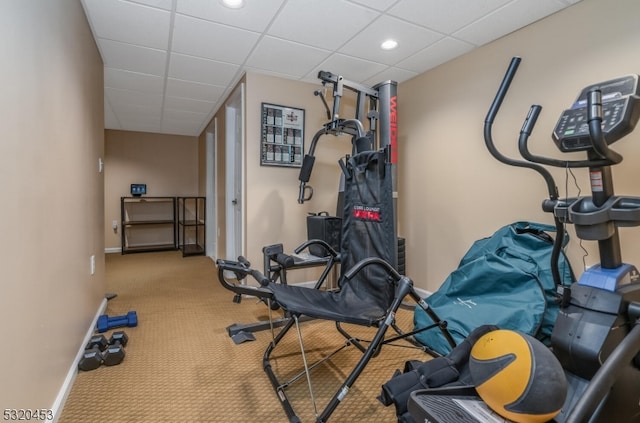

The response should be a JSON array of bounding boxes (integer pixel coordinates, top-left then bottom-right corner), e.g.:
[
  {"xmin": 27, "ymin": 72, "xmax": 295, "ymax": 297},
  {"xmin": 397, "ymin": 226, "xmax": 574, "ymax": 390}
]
[{"xmin": 390, "ymin": 95, "xmax": 397, "ymax": 164}]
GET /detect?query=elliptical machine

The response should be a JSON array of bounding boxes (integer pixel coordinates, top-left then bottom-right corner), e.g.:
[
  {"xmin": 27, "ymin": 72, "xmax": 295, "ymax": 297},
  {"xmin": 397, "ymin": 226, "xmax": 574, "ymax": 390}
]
[
  {"xmin": 484, "ymin": 57, "xmax": 640, "ymax": 422},
  {"xmin": 404, "ymin": 57, "xmax": 640, "ymax": 423}
]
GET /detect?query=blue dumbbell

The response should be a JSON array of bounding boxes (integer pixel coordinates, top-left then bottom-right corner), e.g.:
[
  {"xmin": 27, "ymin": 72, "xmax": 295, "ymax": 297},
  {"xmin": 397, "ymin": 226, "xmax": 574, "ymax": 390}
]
[{"xmin": 97, "ymin": 311, "xmax": 138, "ymax": 333}]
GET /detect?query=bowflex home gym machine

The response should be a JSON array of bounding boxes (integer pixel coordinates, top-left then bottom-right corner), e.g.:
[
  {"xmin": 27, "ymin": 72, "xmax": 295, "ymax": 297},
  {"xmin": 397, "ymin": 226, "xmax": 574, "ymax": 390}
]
[
  {"xmin": 216, "ymin": 71, "xmax": 453, "ymax": 422},
  {"xmin": 408, "ymin": 57, "xmax": 640, "ymax": 422},
  {"xmin": 298, "ymin": 70, "xmax": 398, "ymax": 211},
  {"xmin": 222, "ymin": 71, "xmax": 401, "ymax": 343}
]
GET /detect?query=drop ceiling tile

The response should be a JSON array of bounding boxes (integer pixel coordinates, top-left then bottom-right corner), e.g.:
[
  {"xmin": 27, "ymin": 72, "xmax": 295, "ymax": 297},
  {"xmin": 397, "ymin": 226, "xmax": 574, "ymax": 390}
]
[
  {"xmin": 166, "ymin": 78, "xmax": 226, "ymax": 102},
  {"xmin": 104, "ymin": 98, "xmax": 120, "ymax": 129},
  {"xmin": 346, "ymin": 0, "xmax": 398, "ymax": 12},
  {"xmin": 339, "ymin": 15, "xmax": 443, "ymax": 66},
  {"xmin": 363, "ymin": 67, "xmax": 418, "ymax": 87},
  {"xmin": 268, "ymin": 0, "xmax": 380, "ymax": 50},
  {"xmin": 163, "ymin": 108, "xmax": 208, "ymax": 124},
  {"xmin": 387, "ymin": 0, "xmax": 512, "ymax": 34},
  {"xmin": 98, "ymin": 39, "xmax": 167, "ymax": 76},
  {"xmin": 83, "ymin": 0, "xmax": 581, "ymax": 135},
  {"xmin": 118, "ymin": 113, "xmax": 162, "ymax": 126},
  {"xmin": 164, "ymin": 96, "xmax": 215, "ymax": 114},
  {"xmin": 82, "ymin": 0, "xmax": 171, "ymax": 50},
  {"xmin": 244, "ymin": 66, "xmax": 304, "ymax": 81},
  {"xmin": 395, "ymin": 37, "xmax": 474, "ymax": 73},
  {"xmin": 246, "ymin": 36, "xmax": 331, "ymax": 78},
  {"xmin": 176, "ymin": 0, "xmax": 286, "ymax": 32},
  {"xmin": 454, "ymin": 0, "xmax": 566, "ymax": 46},
  {"xmin": 171, "ymin": 14, "xmax": 260, "ymax": 64},
  {"xmin": 160, "ymin": 125, "xmax": 199, "ymax": 136},
  {"xmin": 104, "ymin": 68, "xmax": 164, "ymax": 93},
  {"xmin": 162, "ymin": 109, "xmax": 208, "ymax": 135},
  {"xmin": 106, "ymin": 87, "xmax": 163, "ymax": 110},
  {"xmin": 307, "ymin": 54, "xmax": 389, "ymax": 85},
  {"xmin": 117, "ymin": 120, "xmax": 163, "ymax": 134},
  {"xmin": 169, "ymin": 53, "xmax": 240, "ymax": 86},
  {"xmin": 128, "ymin": 0, "xmax": 173, "ymax": 10},
  {"xmin": 114, "ymin": 104, "xmax": 162, "ymax": 128}
]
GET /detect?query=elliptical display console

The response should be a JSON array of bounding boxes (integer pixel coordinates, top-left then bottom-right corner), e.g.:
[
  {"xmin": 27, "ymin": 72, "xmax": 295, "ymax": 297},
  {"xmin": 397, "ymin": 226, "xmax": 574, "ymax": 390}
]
[{"xmin": 553, "ymin": 75, "xmax": 640, "ymax": 152}]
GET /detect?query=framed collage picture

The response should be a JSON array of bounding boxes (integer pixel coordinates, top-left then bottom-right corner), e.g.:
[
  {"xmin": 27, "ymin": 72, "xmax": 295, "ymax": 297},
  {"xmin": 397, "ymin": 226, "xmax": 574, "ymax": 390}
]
[{"xmin": 261, "ymin": 103, "xmax": 305, "ymax": 167}]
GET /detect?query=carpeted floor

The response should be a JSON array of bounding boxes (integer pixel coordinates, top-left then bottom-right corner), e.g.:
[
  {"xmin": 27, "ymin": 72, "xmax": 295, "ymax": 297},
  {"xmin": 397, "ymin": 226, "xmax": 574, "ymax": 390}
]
[{"xmin": 58, "ymin": 251, "xmax": 433, "ymax": 422}]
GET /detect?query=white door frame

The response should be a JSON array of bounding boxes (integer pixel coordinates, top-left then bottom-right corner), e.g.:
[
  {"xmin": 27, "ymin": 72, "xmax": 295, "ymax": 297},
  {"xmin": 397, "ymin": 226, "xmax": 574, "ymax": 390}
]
[
  {"xmin": 205, "ymin": 118, "xmax": 217, "ymax": 260},
  {"xmin": 225, "ymin": 83, "xmax": 245, "ymax": 262}
]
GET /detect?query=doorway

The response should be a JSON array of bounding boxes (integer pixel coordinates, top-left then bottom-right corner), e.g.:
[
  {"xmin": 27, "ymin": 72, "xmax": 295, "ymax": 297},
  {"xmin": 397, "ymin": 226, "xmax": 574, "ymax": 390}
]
[
  {"xmin": 225, "ymin": 83, "xmax": 245, "ymax": 262},
  {"xmin": 205, "ymin": 119, "xmax": 217, "ymax": 259}
]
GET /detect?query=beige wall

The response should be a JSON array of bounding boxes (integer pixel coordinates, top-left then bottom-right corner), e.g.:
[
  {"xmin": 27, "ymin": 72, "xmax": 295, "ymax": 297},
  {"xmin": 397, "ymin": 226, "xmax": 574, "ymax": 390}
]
[
  {"xmin": 104, "ymin": 130, "xmax": 199, "ymax": 251},
  {"xmin": 0, "ymin": 0, "xmax": 105, "ymax": 412},
  {"xmin": 399, "ymin": 0, "xmax": 640, "ymax": 291},
  {"xmin": 197, "ymin": 72, "xmax": 359, "ymax": 281},
  {"xmin": 241, "ymin": 73, "xmax": 357, "ymax": 281}
]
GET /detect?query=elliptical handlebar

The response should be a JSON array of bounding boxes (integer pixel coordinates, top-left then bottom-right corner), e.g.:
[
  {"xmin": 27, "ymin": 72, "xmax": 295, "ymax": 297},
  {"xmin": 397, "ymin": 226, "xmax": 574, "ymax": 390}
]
[
  {"xmin": 484, "ymin": 56, "xmax": 566, "ymax": 300},
  {"xmin": 485, "ymin": 57, "xmax": 521, "ymax": 126},
  {"xmin": 484, "ymin": 57, "xmax": 559, "ymax": 201},
  {"xmin": 517, "ymin": 91, "xmax": 622, "ymax": 168},
  {"xmin": 587, "ymin": 90, "xmax": 623, "ymax": 164}
]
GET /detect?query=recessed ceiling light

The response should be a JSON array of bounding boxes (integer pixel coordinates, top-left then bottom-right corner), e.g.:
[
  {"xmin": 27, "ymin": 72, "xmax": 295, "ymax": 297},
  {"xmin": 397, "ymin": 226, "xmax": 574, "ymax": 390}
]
[
  {"xmin": 221, "ymin": 0, "xmax": 245, "ymax": 9},
  {"xmin": 380, "ymin": 39, "xmax": 398, "ymax": 50}
]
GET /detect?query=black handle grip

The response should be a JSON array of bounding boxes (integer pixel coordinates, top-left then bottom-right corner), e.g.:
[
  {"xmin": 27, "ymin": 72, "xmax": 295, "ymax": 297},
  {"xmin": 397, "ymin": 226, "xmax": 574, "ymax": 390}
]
[
  {"xmin": 521, "ymin": 105, "xmax": 541, "ymax": 136},
  {"xmin": 298, "ymin": 183, "xmax": 313, "ymax": 204},
  {"xmin": 223, "ymin": 256, "xmax": 271, "ymax": 286},
  {"xmin": 343, "ymin": 257, "xmax": 401, "ymax": 281},
  {"xmin": 275, "ymin": 253, "xmax": 294, "ymax": 268},
  {"xmin": 485, "ymin": 56, "xmax": 521, "ymax": 125},
  {"xmin": 298, "ymin": 155, "xmax": 315, "ymax": 183},
  {"xmin": 588, "ymin": 89, "xmax": 622, "ymax": 164},
  {"xmin": 294, "ymin": 239, "xmax": 339, "ymax": 257}
]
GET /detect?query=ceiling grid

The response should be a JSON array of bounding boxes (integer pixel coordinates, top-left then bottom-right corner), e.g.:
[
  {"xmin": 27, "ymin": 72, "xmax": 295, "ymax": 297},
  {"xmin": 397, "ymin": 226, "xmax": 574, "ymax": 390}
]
[{"xmin": 81, "ymin": 0, "xmax": 582, "ymax": 136}]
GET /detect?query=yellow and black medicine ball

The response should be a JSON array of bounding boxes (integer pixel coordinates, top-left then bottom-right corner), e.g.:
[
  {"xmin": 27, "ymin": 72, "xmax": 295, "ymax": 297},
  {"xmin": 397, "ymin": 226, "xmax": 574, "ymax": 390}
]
[{"xmin": 469, "ymin": 329, "xmax": 567, "ymax": 423}]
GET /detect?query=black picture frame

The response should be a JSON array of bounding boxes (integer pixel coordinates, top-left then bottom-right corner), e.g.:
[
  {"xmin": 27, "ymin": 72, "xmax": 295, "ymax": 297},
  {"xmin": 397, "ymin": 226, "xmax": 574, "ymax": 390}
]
[{"xmin": 260, "ymin": 103, "xmax": 305, "ymax": 167}]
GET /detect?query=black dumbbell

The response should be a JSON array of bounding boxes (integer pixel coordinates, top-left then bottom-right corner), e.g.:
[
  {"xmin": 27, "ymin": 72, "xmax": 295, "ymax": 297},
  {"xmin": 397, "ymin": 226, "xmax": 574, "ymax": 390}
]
[
  {"xmin": 102, "ymin": 331, "xmax": 127, "ymax": 366},
  {"xmin": 78, "ymin": 331, "xmax": 128, "ymax": 371},
  {"xmin": 86, "ymin": 334, "xmax": 109, "ymax": 351},
  {"xmin": 77, "ymin": 334, "xmax": 110, "ymax": 371},
  {"xmin": 78, "ymin": 346, "xmax": 103, "ymax": 371}
]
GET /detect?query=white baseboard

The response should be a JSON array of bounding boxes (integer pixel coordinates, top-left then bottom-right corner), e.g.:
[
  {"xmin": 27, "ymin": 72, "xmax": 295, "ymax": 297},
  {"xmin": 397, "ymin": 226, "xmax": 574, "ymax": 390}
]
[
  {"xmin": 49, "ymin": 298, "xmax": 108, "ymax": 422},
  {"xmin": 415, "ymin": 287, "xmax": 432, "ymax": 298},
  {"xmin": 104, "ymin": 247, "xmax": 121, "ymax": 254}
]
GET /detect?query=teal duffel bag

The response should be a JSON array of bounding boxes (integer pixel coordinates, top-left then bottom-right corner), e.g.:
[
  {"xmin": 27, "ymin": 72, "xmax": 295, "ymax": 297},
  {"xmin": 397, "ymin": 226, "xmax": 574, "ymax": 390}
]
[{"xmin": 413, "ymin": 221, "xmax": 575, "ymax": 356}]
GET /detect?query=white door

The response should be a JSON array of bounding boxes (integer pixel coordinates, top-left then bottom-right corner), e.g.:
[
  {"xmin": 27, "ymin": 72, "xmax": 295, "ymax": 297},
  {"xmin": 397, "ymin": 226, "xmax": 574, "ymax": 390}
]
[
  {"xmin": 205, "ymin": 119, "xmax": 217, "ymax": 259},
  {"xmin": 225, "ymin": 84, "xmax": 244, "ymax": 262}
]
